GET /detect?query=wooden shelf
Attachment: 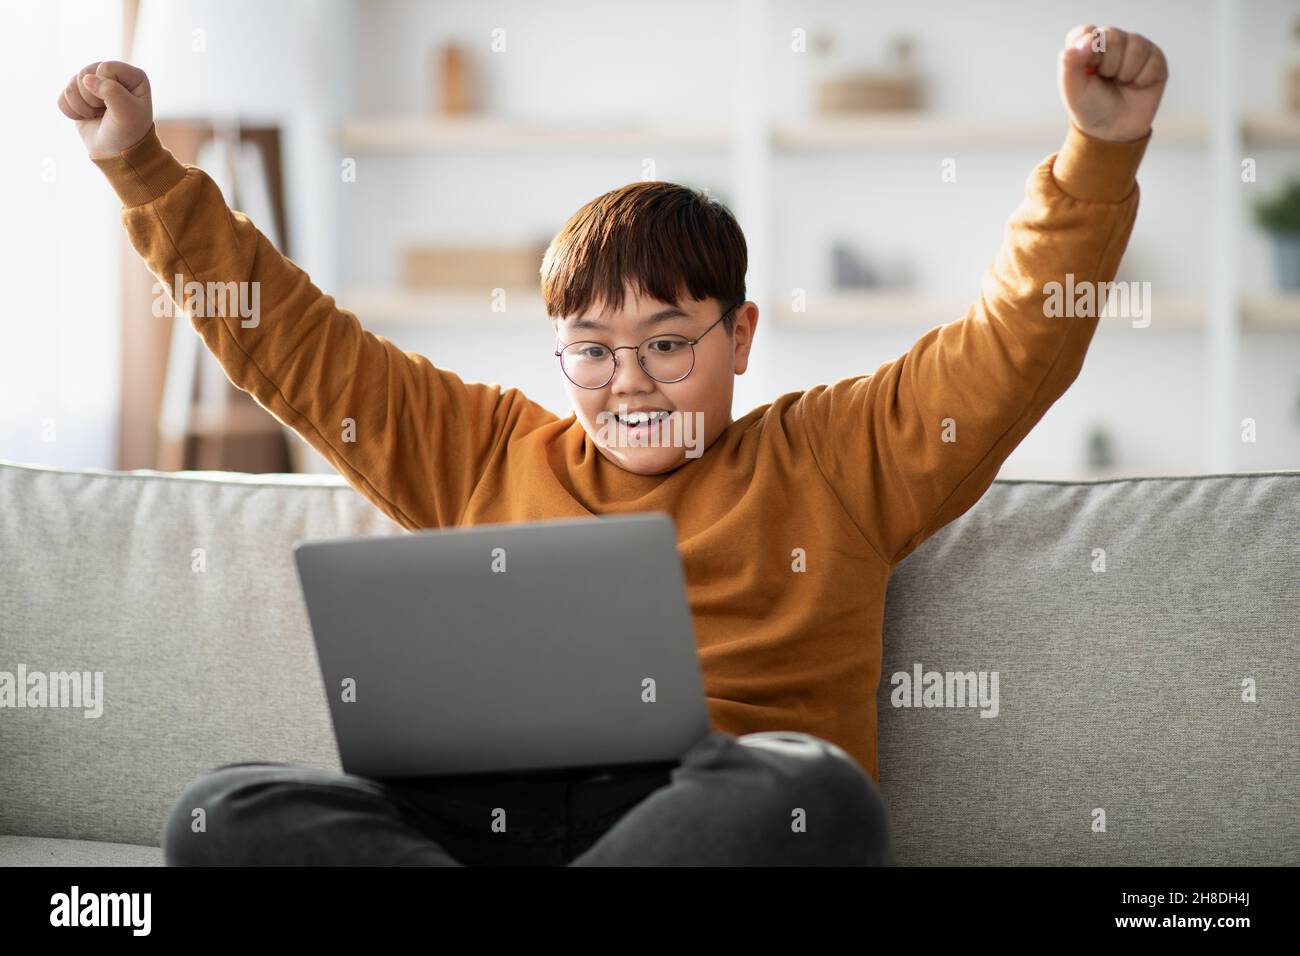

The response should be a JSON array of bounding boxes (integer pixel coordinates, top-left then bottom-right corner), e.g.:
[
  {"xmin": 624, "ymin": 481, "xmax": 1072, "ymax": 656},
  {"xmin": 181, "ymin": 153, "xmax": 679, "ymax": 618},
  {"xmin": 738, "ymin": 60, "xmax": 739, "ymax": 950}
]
[
  {"xmin": 770, "ymin": 293, "xmax": 968, "ymax": 328},
  {"xmin": 334, "ymin": 289, "xmax": 1298, "ymax": 332},
  {"xmin": 773, "ymin": 114, "xmax": 1297, "ymax": 150},
  {"xmin": 769, "ymin": 292, "xmax": 1201, "ymax": 329},
  {"xmin": 337, "ymin": 288, "xmax": 548, "ymax": 326},
  {"xmin": 769, "ymin": 292, "xmax": 1298, "ymax": 331},
  {"xmin": 1241, "ymin": 115, "xmax": 1300, "ymax": 148},
  {"xmin": 338, "ymin": 115, "xmax": 730, "ymax": 151},
  {"xmin": 772, "ymin": 116, "xmax": 1211, "ymax": 150},
  {"xmin": 338, "ymin": 113, "xmax": 1298, "ymax": 153},
  {"xmin": 1242, "ymin": 294, "xmax": 1300, "ymax": 329}
]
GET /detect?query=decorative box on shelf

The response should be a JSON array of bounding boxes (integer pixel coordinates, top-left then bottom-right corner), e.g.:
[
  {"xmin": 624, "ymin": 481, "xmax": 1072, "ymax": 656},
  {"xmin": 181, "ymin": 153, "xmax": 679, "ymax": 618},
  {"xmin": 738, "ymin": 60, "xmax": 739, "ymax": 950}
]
[
  {"xmin": 815, "ymin": 36, "xmax": 924, "ymax": 114},
  {"xmin": 402, "ymin": 242, "xmax": 550, "ymax": 292}
]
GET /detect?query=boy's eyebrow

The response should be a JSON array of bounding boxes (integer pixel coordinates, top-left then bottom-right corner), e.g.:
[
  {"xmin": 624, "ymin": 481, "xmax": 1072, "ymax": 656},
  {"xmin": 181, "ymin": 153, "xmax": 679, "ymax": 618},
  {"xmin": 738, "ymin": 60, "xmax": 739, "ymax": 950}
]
[{"xmin": 567, "ymin": 306, "xmax": 690, "ymax": 332}]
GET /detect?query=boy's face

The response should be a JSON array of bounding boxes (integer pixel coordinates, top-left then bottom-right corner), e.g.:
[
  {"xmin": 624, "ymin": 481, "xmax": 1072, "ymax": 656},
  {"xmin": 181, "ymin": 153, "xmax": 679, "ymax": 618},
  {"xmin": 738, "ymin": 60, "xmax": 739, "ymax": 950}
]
[{"xmin": 554, "ymin": 283, "xmax": 756, "ymax": 475}]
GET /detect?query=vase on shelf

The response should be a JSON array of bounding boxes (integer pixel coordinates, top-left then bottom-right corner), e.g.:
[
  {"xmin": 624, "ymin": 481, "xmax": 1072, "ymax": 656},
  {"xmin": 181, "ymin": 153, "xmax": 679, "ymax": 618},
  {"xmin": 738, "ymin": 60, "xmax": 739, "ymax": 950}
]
[
  {"xmin": 1254, "ymin": 178, "xmax": 1300, "ymax": 291},
  {"xmin": 1085, "ymin": 424, "xmax": 1116, "ymax": 471}
]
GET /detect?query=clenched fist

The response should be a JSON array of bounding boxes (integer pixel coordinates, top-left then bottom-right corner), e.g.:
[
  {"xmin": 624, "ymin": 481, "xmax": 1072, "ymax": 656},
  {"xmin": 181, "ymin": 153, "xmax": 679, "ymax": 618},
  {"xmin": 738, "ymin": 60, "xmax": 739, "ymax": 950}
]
[
  {"xmin": 56, "ymin": 60, "xmax": 154, "ymax": 160},
  {"xmin": 1059, "ymin": 25, "xmax": 1168, "ymax": 143}
]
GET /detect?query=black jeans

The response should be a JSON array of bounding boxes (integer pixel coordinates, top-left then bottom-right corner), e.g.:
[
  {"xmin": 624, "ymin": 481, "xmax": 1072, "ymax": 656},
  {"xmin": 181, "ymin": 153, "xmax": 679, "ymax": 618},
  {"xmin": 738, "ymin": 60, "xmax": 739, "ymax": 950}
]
[{"xmin": 161, "ymin": 730, "xmax": 893, "ymax": 866}]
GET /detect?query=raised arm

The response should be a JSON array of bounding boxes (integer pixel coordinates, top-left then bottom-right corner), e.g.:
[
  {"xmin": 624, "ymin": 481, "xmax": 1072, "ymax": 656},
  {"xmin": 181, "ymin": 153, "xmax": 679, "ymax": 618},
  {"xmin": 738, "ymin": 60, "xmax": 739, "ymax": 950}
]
[
  {"xmin": 60, "ymin": 60, "xmax": 534, "ymax": 529},
  {"xmin": 793, "ymin": 26, "xmax": 1166, "ymax": 567}
]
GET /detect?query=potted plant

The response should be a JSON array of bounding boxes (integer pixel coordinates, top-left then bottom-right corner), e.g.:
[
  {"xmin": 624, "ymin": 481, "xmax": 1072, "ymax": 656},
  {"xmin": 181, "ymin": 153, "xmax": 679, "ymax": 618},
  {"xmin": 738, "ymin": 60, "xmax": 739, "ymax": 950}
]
[{"xmin": 1254, "ymin": 178, "xmax": 1300, "ymax": 290}]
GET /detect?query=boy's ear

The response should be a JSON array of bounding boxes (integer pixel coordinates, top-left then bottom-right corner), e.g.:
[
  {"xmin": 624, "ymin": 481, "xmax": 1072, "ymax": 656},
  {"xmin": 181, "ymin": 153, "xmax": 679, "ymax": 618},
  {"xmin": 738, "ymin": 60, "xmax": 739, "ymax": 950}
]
[{"xmin": 731, "ymin": 303, "xmax": 758, "ymax": 369}]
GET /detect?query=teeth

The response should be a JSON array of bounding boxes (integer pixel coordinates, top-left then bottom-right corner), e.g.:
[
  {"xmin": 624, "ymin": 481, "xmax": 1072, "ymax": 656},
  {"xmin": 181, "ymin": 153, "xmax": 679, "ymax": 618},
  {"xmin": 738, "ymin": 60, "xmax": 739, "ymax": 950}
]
[{"xmin": 618, "ymin": 410, "xmax": 668, "ymax": 425}]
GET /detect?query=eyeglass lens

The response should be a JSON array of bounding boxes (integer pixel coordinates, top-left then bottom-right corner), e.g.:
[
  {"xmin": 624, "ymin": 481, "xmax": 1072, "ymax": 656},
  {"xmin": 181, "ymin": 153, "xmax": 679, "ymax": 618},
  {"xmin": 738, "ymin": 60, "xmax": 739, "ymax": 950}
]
[{"xmin": 560, "ymin": 336, "xmax": 694, "ymax": 388}]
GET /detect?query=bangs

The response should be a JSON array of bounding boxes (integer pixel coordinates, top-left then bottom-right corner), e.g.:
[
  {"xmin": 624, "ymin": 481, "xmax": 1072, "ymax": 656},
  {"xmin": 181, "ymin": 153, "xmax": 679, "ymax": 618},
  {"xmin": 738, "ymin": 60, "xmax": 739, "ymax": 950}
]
[{"xmin": 541, "ymin": 181, "xmax": 746, "ymax": 323}]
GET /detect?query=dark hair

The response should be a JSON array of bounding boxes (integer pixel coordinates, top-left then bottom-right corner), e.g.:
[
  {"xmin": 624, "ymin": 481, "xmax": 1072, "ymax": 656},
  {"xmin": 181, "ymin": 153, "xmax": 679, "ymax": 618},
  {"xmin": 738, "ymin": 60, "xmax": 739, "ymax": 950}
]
[{"xmin": 540, "ymin": 181, "xmax": 747, "ymax": 332}]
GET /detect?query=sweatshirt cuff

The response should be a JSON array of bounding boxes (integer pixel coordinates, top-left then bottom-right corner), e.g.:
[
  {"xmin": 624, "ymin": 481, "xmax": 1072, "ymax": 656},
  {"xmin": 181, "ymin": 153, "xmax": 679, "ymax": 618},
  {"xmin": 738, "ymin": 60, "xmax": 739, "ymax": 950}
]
[
  {"xmin": 90, "ymin": 123, "xmax": 188, "ymax": 207},
  {"xmin": 1051, "ymin": 123, "xmax": 1150, "ymax": 203}
]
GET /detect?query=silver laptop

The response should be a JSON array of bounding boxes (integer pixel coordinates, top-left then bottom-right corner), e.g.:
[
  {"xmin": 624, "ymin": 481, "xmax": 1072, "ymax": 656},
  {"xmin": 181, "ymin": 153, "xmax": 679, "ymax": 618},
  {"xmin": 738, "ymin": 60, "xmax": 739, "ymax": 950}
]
[{"xmin": 292, "ymin": 512, "xmax": 710, "ymax": 780}]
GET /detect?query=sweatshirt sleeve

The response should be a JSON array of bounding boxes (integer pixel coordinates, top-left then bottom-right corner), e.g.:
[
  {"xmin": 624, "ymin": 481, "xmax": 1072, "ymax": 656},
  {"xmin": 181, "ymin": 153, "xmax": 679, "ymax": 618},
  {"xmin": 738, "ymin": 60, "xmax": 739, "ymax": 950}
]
[
  {"xmin": 92, "ymin": 123, "xmax": 525, "ymax": 531},
  {"xmin": 793, "ymin": 123, "xmax": 1150, "ymax": 568}
]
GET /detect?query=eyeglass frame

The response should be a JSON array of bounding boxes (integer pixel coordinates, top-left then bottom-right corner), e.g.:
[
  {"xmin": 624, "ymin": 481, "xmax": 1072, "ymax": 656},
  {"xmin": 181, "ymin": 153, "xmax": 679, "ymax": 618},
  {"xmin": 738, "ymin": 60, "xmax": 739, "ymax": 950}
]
[{"xmin": 553, "ymin": 298, "xmax": 745, "ymax": 390}]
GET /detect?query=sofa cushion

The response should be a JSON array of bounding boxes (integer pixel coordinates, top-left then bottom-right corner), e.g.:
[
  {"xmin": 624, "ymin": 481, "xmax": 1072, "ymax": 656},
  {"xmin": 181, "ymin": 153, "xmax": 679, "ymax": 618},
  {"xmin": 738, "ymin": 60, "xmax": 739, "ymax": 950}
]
[
  {"xmin": 0, "ymin": 460, "xmax": 401, "ymax": 850},
  {"xmin": 879, "ymin": 471, "xmax": 1300, "ymax": 865},
  {"xmin": 0, "ymin": 834, "xmax": 163, "ymax": 866}
]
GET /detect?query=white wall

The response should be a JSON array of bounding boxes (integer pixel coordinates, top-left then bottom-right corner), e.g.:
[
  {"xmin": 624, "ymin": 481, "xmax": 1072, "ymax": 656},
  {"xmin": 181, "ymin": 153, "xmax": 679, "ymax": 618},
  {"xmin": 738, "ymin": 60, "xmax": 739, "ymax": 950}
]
[{"xmin": 0, "ymin": 0, "xmax": 124, "ymax": 469}]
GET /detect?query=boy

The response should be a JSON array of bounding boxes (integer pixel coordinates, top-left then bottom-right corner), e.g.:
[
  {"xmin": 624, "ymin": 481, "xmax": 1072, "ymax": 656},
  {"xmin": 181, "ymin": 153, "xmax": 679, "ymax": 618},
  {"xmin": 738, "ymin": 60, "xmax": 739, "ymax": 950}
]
[{"xmin": 58, "ymin": 23, "xmax": 1165, "ymax": 866}]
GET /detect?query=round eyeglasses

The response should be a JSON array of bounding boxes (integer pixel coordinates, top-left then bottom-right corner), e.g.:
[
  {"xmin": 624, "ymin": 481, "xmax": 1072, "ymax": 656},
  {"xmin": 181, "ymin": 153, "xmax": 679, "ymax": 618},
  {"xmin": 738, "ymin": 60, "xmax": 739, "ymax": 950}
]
[{"xmin": 554, "ymin": 300, "xmax": 743, "ymax": 390}]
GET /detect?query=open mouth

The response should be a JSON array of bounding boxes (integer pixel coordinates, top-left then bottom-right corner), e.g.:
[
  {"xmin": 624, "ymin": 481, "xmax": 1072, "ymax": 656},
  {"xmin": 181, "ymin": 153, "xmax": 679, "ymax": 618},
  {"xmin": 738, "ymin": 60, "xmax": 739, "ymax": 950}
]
[{"xmin": 615, "ymin": 410, "xmax": 672, "ymax": 428}]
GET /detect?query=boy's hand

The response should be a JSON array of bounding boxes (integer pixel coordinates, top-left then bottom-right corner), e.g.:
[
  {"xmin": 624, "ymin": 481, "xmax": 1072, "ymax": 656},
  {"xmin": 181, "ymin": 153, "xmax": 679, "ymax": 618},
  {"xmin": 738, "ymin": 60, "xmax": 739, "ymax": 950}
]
[
  {"xmin": 1058, "ymin": 25, "xmax": 1167, "ymax": 143},
  {"xmin": 56, "ymin": 60, "xmax": 154, "ymax": 160}
]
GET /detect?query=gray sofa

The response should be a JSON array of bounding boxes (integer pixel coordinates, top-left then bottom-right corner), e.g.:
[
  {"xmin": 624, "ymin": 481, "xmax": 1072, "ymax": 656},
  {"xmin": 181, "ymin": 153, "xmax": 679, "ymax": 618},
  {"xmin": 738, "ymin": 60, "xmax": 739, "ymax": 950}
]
[{"xmin": 1, "ymin": 457, "xmax": 1295, "ymax": 866}]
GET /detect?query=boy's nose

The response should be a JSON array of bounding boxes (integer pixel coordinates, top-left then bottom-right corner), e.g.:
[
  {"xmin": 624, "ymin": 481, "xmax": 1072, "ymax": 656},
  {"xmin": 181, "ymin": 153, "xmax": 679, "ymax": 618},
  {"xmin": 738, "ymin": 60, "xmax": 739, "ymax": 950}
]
[{"xmin": 609, "ymin": 353, "xmax": 656, "ymax": 390}]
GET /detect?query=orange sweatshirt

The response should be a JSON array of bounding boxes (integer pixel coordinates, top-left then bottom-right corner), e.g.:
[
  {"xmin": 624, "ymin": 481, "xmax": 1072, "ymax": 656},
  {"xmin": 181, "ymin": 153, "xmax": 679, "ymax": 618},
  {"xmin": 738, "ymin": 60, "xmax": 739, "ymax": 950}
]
[{"xmin": 93, "ymin": 122, "xmax": 1148, "ymax": 781}]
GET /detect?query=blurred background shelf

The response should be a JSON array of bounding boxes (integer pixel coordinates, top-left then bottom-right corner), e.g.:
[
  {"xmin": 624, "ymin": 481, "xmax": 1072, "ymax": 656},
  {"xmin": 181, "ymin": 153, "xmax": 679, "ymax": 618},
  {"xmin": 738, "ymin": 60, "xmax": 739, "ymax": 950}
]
[
  {"xmin": 338, "ymin": 116, "xmax": 732, "ymax": 151},
  {"xmin": 338, "ymin": 288, "xmax": 547, "ymax": 327},
  {"xmin": 339, "ymin": 289, "xmax": 1299, "ymax": 333},
  {"xmin": 337, "ymin": 114, "xmax": 1300, "ymax": 152},
  {"xmin": 1241, "ymin": 114, "xmax": 1300, "ymax": 147},
  {"xmin": 771, "ymin": 115, "xmax": 1210, "ymax": 150},
  {"xmin": 737, "ymin": 293, "xmax": 1297, "ymax": 331},
  {"xmin": 770, "ymin": 293, "xmax": 1208, "ymax": 329},
  {"xmin": 1242, "ymin": 294, "xmax": 1300, "ymax": 329}
]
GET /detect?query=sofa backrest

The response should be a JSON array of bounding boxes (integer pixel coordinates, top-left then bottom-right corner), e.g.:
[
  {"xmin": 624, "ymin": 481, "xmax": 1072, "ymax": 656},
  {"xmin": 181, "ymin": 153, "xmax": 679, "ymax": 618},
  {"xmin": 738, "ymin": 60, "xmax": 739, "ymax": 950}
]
[
  {"xmin": 880, "ymin": 471, "xmax": 1299, "ymax": 865},
  {"xmin": 1, "ymin": 459, "xmax": 1296, "ymax": 863},
  {"xmin": 0, "ymin": 460, "xmax": 400, "ymax": 849}
]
